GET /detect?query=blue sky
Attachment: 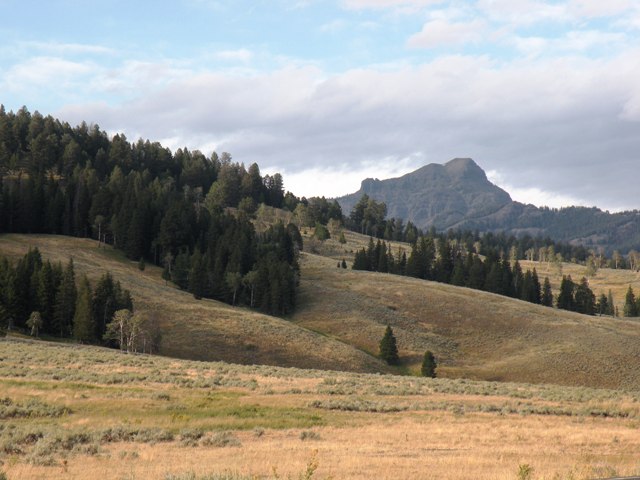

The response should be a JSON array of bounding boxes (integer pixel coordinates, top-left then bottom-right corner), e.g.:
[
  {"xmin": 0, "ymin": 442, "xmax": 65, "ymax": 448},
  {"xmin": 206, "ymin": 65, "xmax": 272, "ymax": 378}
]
[{"xmin": 2, "ymin": 0, "xmax": 640, "ymax": 210}]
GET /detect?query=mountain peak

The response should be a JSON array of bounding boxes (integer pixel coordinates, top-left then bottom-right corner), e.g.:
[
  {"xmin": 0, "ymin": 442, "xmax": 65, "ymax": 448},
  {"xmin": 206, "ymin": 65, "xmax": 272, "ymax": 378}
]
[
  {"xmin": 337, "ymin": 158, "xmax": 512, "ymax": 230},
  {"xmin": 444, "ymin": 158, "xmax": 486, "ymax": 181}
]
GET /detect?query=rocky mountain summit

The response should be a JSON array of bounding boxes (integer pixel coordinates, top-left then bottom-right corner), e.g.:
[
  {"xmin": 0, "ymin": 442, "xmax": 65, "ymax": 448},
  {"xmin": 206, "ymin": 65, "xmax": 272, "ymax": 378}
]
[{"xmin": 337, "ymin": 158, "xmax": 640, "ymax": 253}]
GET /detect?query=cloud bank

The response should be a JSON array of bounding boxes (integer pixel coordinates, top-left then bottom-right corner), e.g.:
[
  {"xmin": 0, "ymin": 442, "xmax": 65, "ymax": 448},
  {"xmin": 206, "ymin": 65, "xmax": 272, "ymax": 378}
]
[{"xmin": 1, "ymin": 0, "xmax": 639, "ymax": 211}]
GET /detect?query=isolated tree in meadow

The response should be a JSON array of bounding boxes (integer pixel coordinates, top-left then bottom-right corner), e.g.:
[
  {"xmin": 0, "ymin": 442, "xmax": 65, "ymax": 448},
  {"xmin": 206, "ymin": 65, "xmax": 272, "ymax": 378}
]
[
  {"xmin": 379, "ymin": 325, "xmax": 399, "ymax": 366},
  {"xmin": 623, "ymin": 286, "xmax": 638, "ymax": 317},
  {"xmin": 421, "ymin": 350, "xmax": 437, "ymax": 378},
  {"xmin": 26, "ymin": 311, "xmax": 42, "ymax": 337}
]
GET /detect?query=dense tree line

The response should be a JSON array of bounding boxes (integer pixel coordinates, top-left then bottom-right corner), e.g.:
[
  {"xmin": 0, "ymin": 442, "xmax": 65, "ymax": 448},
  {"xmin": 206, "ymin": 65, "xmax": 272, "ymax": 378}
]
[
  {"xmin": 0, "ymin": 106, "xmax": 300, "ymax": 315},
  {"xmin": 352, "ymin": 235, "xmax": 549, "ymax": 308},
  {"xmin": 353, "ymin": 233, "xmax": 619, "ymax": 316},
  {"xmin": 0, "ymin": 248, "xmax": 136, "ymax": 343},
  {"xmin": 347, "ymin": 194, "xmax": 420, "ymax": 243},
  {"xmin": 344, "ymin": 194, "xmax": 639, "ymax": 271}
]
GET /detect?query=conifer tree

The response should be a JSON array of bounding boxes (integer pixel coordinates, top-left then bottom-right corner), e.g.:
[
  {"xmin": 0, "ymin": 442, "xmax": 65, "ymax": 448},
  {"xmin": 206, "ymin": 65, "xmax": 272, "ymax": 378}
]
[
  {"xmin": 450, "ymin": 256, "xmax": 466, "ymax": 286},
  {"xmin": 73, "ymin": 274, "xmax": 95, "ymax": 342},
  {"xmin": 189, "ymin": 248, "xmax": 207, "ymax": 300},
  {"xmin": 53, "ymin": 258, "xmax": 76, "ymax": 337},
  {"xmin": 541, "ymin": 277, "xmax": 553, "ymax": 307},
  {"xmin": 352, "ymin": 248, "xmax": 369, "ymax": 270},
  {"xmin": 512, "ymin": 261, "xmax": 524, "ymax": 298},
  {"xmin": 557, "ymin": 275, "xmax": 575, "ymax": 311},
  {"xmin": 172, "ymin": 249, "xmax": 191, "ymax": 290},
  {"xmin": 607, "ymin": 290, "xmax": 615, "ymax": 316},
  {"xmin": 531, "ymin": 268, "xmax": 541, "ymax": 304},
  {"xmin": 467, "ymin": 255, "xmax": 485, "ymax": 289},
  {"xmin": 36, "ymin": 261, "xmax": 56, "ymax": 332},
  {"xmin": 421, "ymin": 350, "xmax": 437, "ymax": 378},
  {"xmin": 623, "ymin": 286, "xmax": 638, "ymax": 317},
  {"xmin": 379, "ymin": 325, "xmax": 399, "ymax": 365},
  {"xmin": 574, "ymin": 277, "xmax": 595, "ymax": 315},
  {"xmin": 596, "ymin": 293, "xmax": 609, "ymax": 316}
]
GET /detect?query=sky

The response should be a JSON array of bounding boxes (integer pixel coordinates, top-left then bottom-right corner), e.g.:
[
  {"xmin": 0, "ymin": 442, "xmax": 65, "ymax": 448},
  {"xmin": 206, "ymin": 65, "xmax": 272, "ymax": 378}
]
[{"xmin": 1, "ymin": 0, "xmax": 639, "ymax": 211}]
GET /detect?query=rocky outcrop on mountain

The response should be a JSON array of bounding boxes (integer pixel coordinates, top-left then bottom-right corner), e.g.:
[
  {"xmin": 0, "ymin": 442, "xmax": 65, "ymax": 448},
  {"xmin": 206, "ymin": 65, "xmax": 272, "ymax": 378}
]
[{"xmin": 337, "ymin": 158, "xmax": 640, "ymax": 253}]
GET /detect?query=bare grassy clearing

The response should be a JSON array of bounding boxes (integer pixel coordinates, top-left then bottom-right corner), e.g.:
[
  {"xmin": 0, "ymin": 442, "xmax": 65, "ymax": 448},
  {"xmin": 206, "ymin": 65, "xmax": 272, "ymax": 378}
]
[
  {"xmin": 293, "ymin": 252, "xmax": 640, "ymax": 389},
  {"xmin": 2, "ymin": 339, "xmax": 640, "ymax": 479}
]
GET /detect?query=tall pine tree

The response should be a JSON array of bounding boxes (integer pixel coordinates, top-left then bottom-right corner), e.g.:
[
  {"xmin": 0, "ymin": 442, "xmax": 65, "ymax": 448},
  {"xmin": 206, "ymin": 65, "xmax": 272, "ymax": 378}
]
[
  {"xmin": 379, "ymin": 325, "xmax": 399, "ymax": 366},
  {"xmin": 53, "ymin": 258, "xmax": 76, "ymax": 337},
  {"xmin": 73, "ymin": 274, "xmax": 95, "ymax": 343}
]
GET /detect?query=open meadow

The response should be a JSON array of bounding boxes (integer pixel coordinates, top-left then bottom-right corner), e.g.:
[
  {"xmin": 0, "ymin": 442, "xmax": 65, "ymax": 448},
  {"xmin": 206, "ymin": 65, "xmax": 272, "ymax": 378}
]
[
  {"xmin": 3, "ymin": 233, "xmax": 640, "ymax": 479},
  {"xmin": 2, "ymin": 337, "xmax": 640, "ymax": 480}
]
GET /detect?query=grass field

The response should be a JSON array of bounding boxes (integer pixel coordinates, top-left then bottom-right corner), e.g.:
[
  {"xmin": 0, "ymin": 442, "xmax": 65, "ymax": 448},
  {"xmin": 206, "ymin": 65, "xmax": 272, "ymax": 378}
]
[
  {"xmin": 3, "ymin": 233, "xmax": 640, "ymax": 478},
  {"xmin": 2, "ymin": 337, "xmax": 640, "ymax": 480},
  {"xmin": 292, "ymin": 250, "xmax": 640, "ymax": 390},
  {"xmin": 3, "ymin": 233, "xmax": 640, "ymax": 391},
  {"xmin": 0, "ymin": 234, "xmax": 387, "ymax": 374}
]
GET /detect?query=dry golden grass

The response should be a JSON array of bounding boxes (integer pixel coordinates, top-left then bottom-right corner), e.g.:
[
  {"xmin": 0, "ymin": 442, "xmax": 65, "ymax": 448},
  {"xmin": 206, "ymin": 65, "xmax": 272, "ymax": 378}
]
[
  {"xmin": 0, "ymin": 234, "xmax": 384, "ymax": 373},
  {"xmin": 292, "ymin": 251, "xmax": 640, "ymax": 389},
  {"xmin": 3, "ymin": 338, "xmax": 640, "ymax": 480},
  {"xmin": 300, "ymin": 225, "xmax": 410, "ymax": 263},
  {"xmin": 520, "ymin": 259, "xmax": 640, "ymax": 314},
  {"xmin": 9, "ymin": 417, "xmax": 640, "ymax": 480},
  {"xmin": 4, "ymin": 233, "xmax": 640, "ymax": 390}
]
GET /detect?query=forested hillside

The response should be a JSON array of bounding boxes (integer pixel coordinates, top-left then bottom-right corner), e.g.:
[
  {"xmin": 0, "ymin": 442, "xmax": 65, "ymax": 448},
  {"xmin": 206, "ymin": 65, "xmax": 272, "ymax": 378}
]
[{"xmin": 0, "ymin": 106, "xmax": 299, "ymax": 317}]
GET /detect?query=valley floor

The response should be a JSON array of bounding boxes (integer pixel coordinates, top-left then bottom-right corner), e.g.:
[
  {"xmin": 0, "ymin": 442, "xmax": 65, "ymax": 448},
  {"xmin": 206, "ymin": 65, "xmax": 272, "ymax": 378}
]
[{"xmin": 2, "ymin": 338, "xmax": 640, "ymax": 480}]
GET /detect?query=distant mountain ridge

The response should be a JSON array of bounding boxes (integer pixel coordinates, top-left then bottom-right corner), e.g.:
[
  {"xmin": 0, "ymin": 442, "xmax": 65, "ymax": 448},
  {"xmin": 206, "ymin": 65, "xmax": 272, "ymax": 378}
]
[{"xmin": 337, "ymin": 158, "xmax": 640, "ymax": 253}]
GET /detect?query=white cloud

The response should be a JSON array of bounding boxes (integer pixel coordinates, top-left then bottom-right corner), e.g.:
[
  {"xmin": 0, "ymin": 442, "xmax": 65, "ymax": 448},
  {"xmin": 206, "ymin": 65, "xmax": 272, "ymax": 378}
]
[
  {"xmin": 3, "ymin": 56, "xmax": 94, "ymax": 91},
  {"xmin": 341, "ymin": 0, "xmax": 444, "ymax": 12},
  {"xmin": 487, "ymin": 170, "xmax": 588, "ymax": 209},
  {"xmin": 319, "ymin": 18, "xmax": 348, "ymax": 33},
  {"xmin": 214, "ymin": 48, "xmax": 254, "ymax": 62},
  {"xmin": 407, "ymin": 18, "xmax": 487, "ymax": 48},
  {"xmin": 477, "ymin": 0, "xmax": 568, "ymax": 26},
  {"xmin": 21, "ymin": 41, "xmax": 114, "ymax": 56},
  {"xmin": 50, "ymin": 46, "xmax": 640, "ymax": 211},
  {"xmin": 272, "ymin": 160, "xmax": 417, "ymax": 198},
  {"xmin": 567, "ymin": 0, "xmax": 633, "ymax": 18},
  {"xmin": 513, "ymin": 30, "xmax": 627, "ymax": 56}
]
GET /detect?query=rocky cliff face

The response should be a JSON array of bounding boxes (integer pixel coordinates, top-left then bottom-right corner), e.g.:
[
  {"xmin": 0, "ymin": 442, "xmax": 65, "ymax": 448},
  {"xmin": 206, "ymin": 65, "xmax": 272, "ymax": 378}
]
[
  {"xmin": 338, "ymin": 158, "xmax": 512, "ymax": 230},
  {"xmin": 336, "ymin": 158, "xmax": 640, "ymax": 253}
]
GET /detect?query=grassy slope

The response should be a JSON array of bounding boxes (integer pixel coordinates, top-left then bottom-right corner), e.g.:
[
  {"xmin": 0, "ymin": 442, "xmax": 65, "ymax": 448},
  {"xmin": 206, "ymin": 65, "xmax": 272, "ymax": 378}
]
[
  {"xmin": 0, "ymin": 234, "xmax": 388, "ymax": 373},
  {"xmin": 292, "ymin": 231, "xmax": 640, "ymax": 389},
  {"xmin": 4, "ymin": 232, "xmax": 640, "ymax": 390}
]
